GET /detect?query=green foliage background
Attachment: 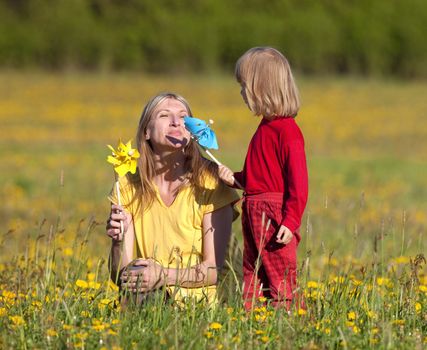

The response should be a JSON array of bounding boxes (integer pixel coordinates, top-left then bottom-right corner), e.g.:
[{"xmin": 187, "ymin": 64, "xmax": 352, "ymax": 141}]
[{"xmin": 1, "ymin": 0, "xmax": 426, "ymax": 77}]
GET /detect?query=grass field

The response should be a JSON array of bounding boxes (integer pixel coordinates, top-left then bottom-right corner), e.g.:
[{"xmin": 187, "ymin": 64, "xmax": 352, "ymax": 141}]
[{"xmin": 0, "ymin": 72, "xmax": 426, "ymax": 349}]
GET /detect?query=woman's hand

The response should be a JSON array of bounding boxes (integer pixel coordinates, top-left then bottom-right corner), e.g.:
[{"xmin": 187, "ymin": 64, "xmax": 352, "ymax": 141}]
[
  {"xmin": 106, "ymin": 204, "xmax": 131, "ymax": 241},
  {"xmin": 120, "ymin": 259, "xmax": 165, "ymax": 293},
  {"xmin": 218, "ymin": 165, "xmax": 235, "ymax": 186},
  {"xmin": 276, "ymin": 225, "xmax": 293, "ymax": 244}
]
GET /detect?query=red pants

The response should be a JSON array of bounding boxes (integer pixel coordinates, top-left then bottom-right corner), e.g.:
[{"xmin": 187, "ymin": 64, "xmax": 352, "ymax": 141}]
[{"xmin": 242, "ymin": 192, "xmax": 301, "ymax": 310}]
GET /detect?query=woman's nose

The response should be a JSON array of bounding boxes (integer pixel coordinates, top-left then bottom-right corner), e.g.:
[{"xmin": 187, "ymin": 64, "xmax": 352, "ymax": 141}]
[{"xmin": 170, "ymin": 115, "xmax": 181, "ymax": 126}]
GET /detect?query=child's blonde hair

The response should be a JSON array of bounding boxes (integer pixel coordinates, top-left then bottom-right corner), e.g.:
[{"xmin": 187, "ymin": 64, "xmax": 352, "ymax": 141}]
[{"xmin": 235, "ymin": 47, "xmax": 300, "ymax": 119}]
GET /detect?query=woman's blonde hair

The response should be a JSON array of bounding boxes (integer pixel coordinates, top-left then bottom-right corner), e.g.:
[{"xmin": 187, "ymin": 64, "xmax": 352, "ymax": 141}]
[
  {"xmin": 128, "ymin": 92, "xmax": 218, "ymax": 212},
  {"xmin": 235, "ymin": 47, "xmax": 300, "ymax": 118}
]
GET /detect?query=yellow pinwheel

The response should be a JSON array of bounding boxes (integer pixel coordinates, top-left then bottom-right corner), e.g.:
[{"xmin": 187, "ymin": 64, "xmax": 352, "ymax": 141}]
[
  {"xmin": 107, "ymin": 139, "xmax": 140, "ymax": 235},
  {"xmin": 107, "ymin": 140, "xmax": 140, "ymax": 177}
]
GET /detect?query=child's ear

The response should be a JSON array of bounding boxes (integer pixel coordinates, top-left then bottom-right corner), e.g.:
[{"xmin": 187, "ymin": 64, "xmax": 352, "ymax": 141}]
[{"xmin": 145, "ymin": 132, "xmax": 150, "ymax": 140}]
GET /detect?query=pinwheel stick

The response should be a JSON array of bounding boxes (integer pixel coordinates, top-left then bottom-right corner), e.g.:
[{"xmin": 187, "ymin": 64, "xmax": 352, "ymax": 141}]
[
  {"xmin": 201, "ymin": 147, "xmax": 244, "ymax": 190},
  {"xmin": 115, "ymin": 179, "xmax": 124, "ymax": 234}
]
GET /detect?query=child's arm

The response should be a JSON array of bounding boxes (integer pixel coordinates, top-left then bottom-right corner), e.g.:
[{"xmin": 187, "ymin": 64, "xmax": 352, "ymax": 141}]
[{"xmin": 281, "ymin": 140, "xmax": 308, "ymax": 234}]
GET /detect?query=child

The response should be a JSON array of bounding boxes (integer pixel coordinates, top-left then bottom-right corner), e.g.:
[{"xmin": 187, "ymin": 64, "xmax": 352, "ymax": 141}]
[{"xmin": 219, "ymin": 47, "xmax": 308, "ymax": 310}]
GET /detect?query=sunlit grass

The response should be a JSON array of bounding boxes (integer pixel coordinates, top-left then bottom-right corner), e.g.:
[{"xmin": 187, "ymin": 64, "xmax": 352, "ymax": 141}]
[{"xmin": 0, "ymin": 71, "xmax": 426, "ymax": 348}]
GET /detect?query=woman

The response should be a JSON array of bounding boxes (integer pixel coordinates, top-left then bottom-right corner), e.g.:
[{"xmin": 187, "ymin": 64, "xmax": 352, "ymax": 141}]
[{"xmin": 106, "ymin": 92, "xmax": 239, "ymax": 304}]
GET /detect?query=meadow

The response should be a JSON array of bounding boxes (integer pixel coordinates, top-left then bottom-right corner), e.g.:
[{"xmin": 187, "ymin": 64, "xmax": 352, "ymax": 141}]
[{"xmin": 0, "ymin": 71, "xmax": 426, "ymax": 349}]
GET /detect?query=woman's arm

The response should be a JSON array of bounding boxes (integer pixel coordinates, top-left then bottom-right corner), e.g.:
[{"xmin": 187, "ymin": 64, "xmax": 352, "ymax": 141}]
[
  {"xmin": 107, "ymin": 204, "xmax": 135, "ymax": 283},
  {"xmin": 121, "ymin": 204, "xmax": 233, "ymax": 292}
]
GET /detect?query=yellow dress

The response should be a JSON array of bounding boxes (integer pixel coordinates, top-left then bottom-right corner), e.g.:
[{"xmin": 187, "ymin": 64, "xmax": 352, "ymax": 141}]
[{"xmin": 109, "ymin": 172, "xmax": 239, "ymax": 303}]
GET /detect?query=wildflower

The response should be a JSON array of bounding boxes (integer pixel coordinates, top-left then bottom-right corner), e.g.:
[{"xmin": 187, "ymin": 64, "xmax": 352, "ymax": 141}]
[
  {"xmin": 92, "ymin": 323, "xmax": 106, "ymax": 331},
  {"xmin": 255, "ymin": 330, "xmax": 265, "ymax": 335},
  {"xmin": 371, "ymin": 327, "xmax": 380, "ymax": 334},
  {"xmin": 415, "ymin": 302, "xmax": 421, "ymax": 313},
  {"xmin": 226, "ymin": 307, "xmax": 233, "ymax": 314},
  {"xmin": 0, "ymin": 307, "xmax": 6, "ymax": 317},
  {"xmin": 63, "ymin": 324, "xmax": 73, "ymax": 330},
  {"xmin": 209, "ymin": 322, "xmax": 222, "ymax": 330},
  {"xmin": 298, "ymin": 308, "xmax": 307, "ymax": 316},
  {"xmin": 376, "ymin": 277, "xmax": 393, "ymax": 288},
  {"xmin": 392, "ymin": 319, "xmax": 405, "ymax": 326},
  {"xmin": 352, "ymin": 325, "xmax": 361, "ymax": 333},
  {"xmin": 258, "ymin": 296, "xmax": 267, "ymax": 303},
  {"xmin": 419, "ymin": 285, "xmax": 427, "ymax": 293},
  {"xmin": 324, "ymin": 328, "xmax": 331, "ymax": 335},
  {"xmin": 204, "ymin": 331, "xmax": 213, "ymax": 339},
  {"xmin": 307, "ymin": 281, "xmax": 318, "ymax": 288},
  {"xmin": 89, "ymin": 281, "xmax": 101, "ymax": 289},
  {"xmin": 112, "ymin": 319, "xmax": 120, "ymax": 325},
  {"xmin": 261, "ymin": 336, "xmax": 269, "ymax": 343},
  {"xmin": 80, "ymin": 310, "xmax": 90, "ymax": 317},
  {"xmin": 9, "ymin": 315, "xmax": 24, "ymax": 326},
  {"xmin": 87, "ymin": 272, "xmax": 96, "ymax": 281},
  {"xmin": 64, "ymin": 247, "xmax": 73, "ymax": 256},
  {"xmin": 347, "ymin": 311, "xmax": 356, "ymax": 321},
  {"xmin": 366, "ymin": 310, "xmax": 377, "ymax": 319},
  {"xmin": 232, "ymin": 336, "xmax": 241, "ymax": 343},
  {"xmin": 46, "ymin": 328, "xmax": 58, "ymax": 337},
  {"xmin": 75, "ymin": 279, "xmax": 88, "ymax": 289}
]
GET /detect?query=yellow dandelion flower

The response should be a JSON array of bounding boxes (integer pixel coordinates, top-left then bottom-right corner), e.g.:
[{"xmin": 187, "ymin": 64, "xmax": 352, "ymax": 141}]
[
  {"xmin": 255, "ymin": 314, "xmax": 267, "ymax": 322},
  {"xmin": 112, "ymin": 319, "xmax": 120, "ymax": 325},
  {"xmin": 204, "ymin": 331, "xmax": 213, "ymax": 339},
  {"xmin": 419, "ymin": 285, "xmax": 427, "ymax": 293},
  {"xmin": 415, "ymin": 302, "xmax": 421, "ymax": 313},
  {"xmin": 87, "ymin": 272, "xmax": 96, "ymax": 281},
  {"xmin": 88, "ymin": 281, "xmax": 101, "ymax": 290},
  {"xmin": 261, "ymin": 336, "xmax": 269, "ymax": 343},
  {"xmin": 307, "ymin": 281, "xmax": 318, "ymax": 289},
  {"xmin": 255, "ymin": 330, "xmax": 265, "ymax": 335},
  {"xmin": 63, "ymin": 324, "xmax": 73, "ymax": 330},
  {"xmin": 347, "ymin": 311, "xmax": 356, "ymax": 321},
  {"xmin": 92, "ymin": 324, "xmax": 106, "ymax": 331},
  {"xmin": 9, "ymin": 315, "xmax": 24, "ymax": 326},
  {"xmin": 209, "ymin": 322, "xmax": 222, "ymax": 330},
  {"xmin": 226, "ymin": 307, "xmax": 233, "ymax": 314},
  {"xmin": 352, "ymin": 326, "xmax": 360, "ymax": 333},
  {"xmin": 46, "ymin": 328, "xmax": 58, "ymax": 337},
  {"xmin": 75, "ymin": 279, "xmax": 88, "ymax": 289},
  {"xmin": 80, "ymin": 310, "xmax": 90, "ymax": 317},
  {"xmin": 258, "ymin": 296, "xmax": 267, "ymax": 303},
  {"xmin": 392, "ymin": 319, "xmax": 405, "ymax": 326},
  {"xmin": 0, "ymin": 307, "xmax": 7, "ymax": 317},
  {"xmin": 298, "ymin": 308, "xmax": 307, "ymax": 316},
  {"xmin": 324, "ymin": 328, "xmax": 331, "ymax": 335},
  {"xmin": 371, "ymin": 327, "xmax": 380, "ymax": 334},
  {"xmin": 64, "ymin": 247, "xmax": 73, "ymax": 256},
  {"xmin": 76, "ymin": 332, "xmax": 88, "ymax": 340}
]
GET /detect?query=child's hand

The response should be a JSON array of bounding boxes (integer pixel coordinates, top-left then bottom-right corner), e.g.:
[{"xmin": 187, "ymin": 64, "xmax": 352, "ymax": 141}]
[
  {"xmin": 218, "ymin": 165, "xmax": 235, "ymax": 186},
  {"xmin": 276, "ymin": 225, "xmax": 293, "ymax": 244}
]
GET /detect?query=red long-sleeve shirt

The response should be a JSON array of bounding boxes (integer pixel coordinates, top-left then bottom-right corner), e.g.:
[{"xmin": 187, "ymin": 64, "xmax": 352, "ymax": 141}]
[{"xmin": 234, "ymin": 117, "xmax": 308, "ymax": 232}]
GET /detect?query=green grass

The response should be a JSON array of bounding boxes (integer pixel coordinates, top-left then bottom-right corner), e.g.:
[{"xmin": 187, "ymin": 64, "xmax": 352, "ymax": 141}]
[{"xmin": 0, "ymin": 72, "xmax": 426, "ymax": 349}]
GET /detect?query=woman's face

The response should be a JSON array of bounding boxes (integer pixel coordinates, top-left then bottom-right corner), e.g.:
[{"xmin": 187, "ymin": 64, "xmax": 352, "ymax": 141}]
[{"xmin": 145, "ymin": 98, "xmax": 191, "ymax": 152}]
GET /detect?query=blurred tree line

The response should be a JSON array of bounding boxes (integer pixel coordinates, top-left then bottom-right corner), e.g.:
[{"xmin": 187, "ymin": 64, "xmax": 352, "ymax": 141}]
[{"xmin": 0, "ymin": 0, "xmax": 426, "ymax": 77}]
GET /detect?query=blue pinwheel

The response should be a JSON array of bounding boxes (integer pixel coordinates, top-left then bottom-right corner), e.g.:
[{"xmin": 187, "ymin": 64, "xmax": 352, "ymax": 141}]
[
  {"xmin": 184, "ymin": 116, "xmax": 243, "ymax": 189},
  {"xmin": 184, "ymin": 116, "xmax": 218, "ymax": 150}
]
